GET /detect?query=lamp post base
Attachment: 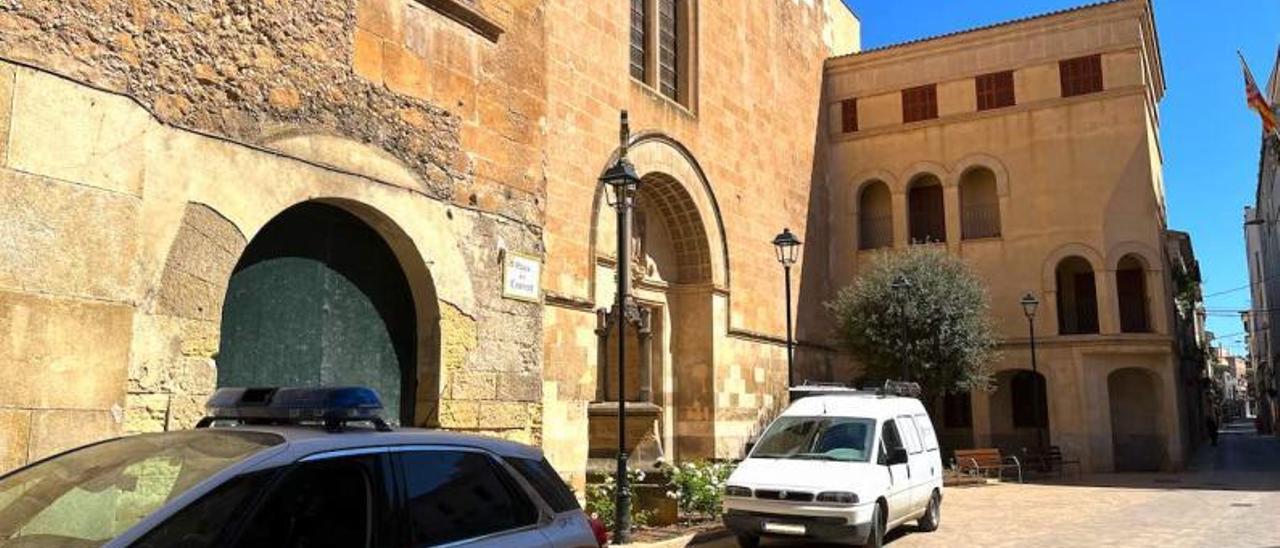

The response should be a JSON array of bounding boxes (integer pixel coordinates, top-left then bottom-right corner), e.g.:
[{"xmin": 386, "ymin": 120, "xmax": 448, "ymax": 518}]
[{"xmin": 614, "ymin": 451, "xmax": 632, "ymax": 544}]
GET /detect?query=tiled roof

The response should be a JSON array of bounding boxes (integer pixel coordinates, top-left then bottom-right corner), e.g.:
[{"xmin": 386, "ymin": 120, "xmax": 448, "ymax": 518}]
[{"xmin": 832, "ymin": 0, "xmax": 1125, "ymax": 60}]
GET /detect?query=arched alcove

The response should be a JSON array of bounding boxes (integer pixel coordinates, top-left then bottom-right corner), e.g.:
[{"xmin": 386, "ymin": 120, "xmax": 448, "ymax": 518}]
[
  {"xmin": 858, "ymin": 180, "xmax": 893, "ymax": 250},
  {"xmin": 1056, "ymin": 256, "xmax": 1100, "ymax": 335},
  {"xmin": 907, "ymin": 174, "xmax": 946, "ymax": 244},
  {"xmin": 959, "ymin": 167, "xmax": 1001, "ymax": 239}
]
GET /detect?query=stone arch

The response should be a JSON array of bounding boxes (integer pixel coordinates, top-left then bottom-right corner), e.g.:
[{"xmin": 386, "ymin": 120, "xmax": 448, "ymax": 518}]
[
  {"xmin": 635, "ymin": 173, "xmax": 714, "ymax": 283},
  {"xmin": 1107, "ymin": 367, "xmax": 1165, "ymax": 471},
  {"xmin": 849, "ymin": 169, "xmax": 900, "ymax": 207},
  {"xmin": 216, "ymin": 198, "xmax": 442, "ymax": 426},
  {"xmin": 588, "ymin": 133, "xmax": 730, "ymax": 294},
  {"xmin": 950, "ymin": 154, "xmax": 1011, "ymax": 196},
  {"xmin": 900, "ymin": 161, "xmax": 952, "ymax": 190},
  {"xmin": 1105, "ymin": 241, "xmax": 1161, "ymax": 272},
  {"xmin": 1040, "ymin": 243, "xmax": 1106, "ymax": 290},
  {"xmin": 257, "ymin": 129, "xmax": 430, "ymax": 192}
]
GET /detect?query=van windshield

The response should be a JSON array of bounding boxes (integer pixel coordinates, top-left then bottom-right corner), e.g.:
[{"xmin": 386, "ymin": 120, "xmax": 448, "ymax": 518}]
[{"xmin": 751, "ymin": 416, "xmax": 875, "ymax": 462}]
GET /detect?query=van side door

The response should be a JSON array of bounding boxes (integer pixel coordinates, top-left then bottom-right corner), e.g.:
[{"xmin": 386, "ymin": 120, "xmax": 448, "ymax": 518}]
[
  {"xmin": 913, "ymin": 413, "xmax": 943, "ymax": 492},
  {"xmin": 877, "ymin": 419, "xmax": 912, "ymax": 523},
  {"xmin": 896, "ymin": 415, "xmax": 930, "ymax": 512}
]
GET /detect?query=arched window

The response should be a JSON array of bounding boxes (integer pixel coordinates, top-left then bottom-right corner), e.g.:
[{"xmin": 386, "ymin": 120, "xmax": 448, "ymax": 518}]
[
  {"xmin": 1056, "ymin": 256, "xmax": 1099, "ymax": 335},
  {"xmin": 960, "ymin": 167, "xmax": 1001, "ymax": 239},
  {"xmin": 858, "ymin": 181, "xmax": 893, "ymax": 250},
  {"xmin": 907, "ymin": 174, "xmax": 946, "ymax": 244},
  {"xmin": 1117, "ymin": 255, "xmax": 1150, "ymax": 333}
]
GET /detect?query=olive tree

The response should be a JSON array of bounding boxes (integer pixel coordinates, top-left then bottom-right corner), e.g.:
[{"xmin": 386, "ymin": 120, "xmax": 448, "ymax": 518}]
[{"xmin": 826, "ymin": 246, "xmax": 997, "ymax": 401}]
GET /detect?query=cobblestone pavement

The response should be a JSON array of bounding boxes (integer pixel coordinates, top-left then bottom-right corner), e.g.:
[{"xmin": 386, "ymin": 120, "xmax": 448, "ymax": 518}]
[{"xmin": 698, "ymin": 420, "xmax": 1280, "ymax": 548}]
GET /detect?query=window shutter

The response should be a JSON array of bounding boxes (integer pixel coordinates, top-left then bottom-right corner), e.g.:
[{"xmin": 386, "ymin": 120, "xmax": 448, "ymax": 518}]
[
  {"xmin": 630, "ymin": 0, "xmax": 646, "ymax": 82},
  {"xmin": 902, "ymin": 84, "xmax": 938, "ymax": 123},
  {"xmin": 975, "ymin": 71, "xmax": 1015, "ymax": 111},
  {"xmin": 840, "ymin": 98, "xmax": 858, "ymax": 133},
  {"xmin": 1060, "ymin": 54, "xmax": 1103, "ymax": 97},
  {"xmin": 658, "ymin": 0, "xmax": 678, "ymax": 101}
]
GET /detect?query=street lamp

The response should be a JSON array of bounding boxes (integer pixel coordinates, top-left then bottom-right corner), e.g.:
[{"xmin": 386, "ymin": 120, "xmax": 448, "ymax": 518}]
[
  {"xmin": 1020, "ymin": 292, "xmax": 1046, "ymax": 454},
  {"xmin": 601, "ymin": 110, "xmax": 641, "ymax": 544},
  {"xmin": 891, "ymin": 274, "xmax": 911, "ymax": 381},
  {"xmin": 773, "ymin": 228, "xmax": 801, "ymax": 388}
]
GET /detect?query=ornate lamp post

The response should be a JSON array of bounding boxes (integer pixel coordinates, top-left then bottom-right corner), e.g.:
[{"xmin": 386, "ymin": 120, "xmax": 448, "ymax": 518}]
[
  {"xmin": 772, "ymin": 228, "xmax": 802, "ymax": 388},
  {"xmin": 600, "ymin": 111, "xmax": 642, "ymax": 544},
  {"xmin": 891, "ymin": 274, "xmax": 912, "ymax": 381},
  {"xmin": 1020, "ymin": 292, "xmax": 1046, "ymax": 453}
]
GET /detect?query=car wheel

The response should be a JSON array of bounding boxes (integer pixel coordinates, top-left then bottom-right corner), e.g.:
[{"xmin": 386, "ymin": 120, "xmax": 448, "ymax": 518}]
[
  {"xmin": 917, "ymin": 489, "xmax": 941, "ymax": 532},
  {"xmin": 864, "ymin": 502, "xmax": 885, "ymax": 548},
  {"xmin": 736, "ymin": 533, "xmax": 760, "ymax": 548}
]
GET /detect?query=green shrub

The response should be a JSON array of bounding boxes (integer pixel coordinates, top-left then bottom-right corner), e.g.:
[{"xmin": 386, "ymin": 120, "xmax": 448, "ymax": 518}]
[
  {"xmin": 584, "ymin": 469, "xmax": 653, "ymax": 531},
  {"xmin": 664, "ymin": 460, "xmax": 735, "ymax": 520}
]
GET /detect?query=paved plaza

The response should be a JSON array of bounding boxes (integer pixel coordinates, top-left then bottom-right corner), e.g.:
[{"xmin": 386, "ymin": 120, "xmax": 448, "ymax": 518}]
[{"xmin": 698, "ymin": 420, "xmax": 1280, "ymax": 548}]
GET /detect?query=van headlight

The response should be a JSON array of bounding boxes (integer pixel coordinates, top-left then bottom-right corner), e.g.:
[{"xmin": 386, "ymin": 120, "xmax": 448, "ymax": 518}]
[
  {"xmin": 724, "ymin": 485, "xmax": 753, "ymax": 498},
  {"xmin": 816, "ymin": 491, "xmax": 858, "ymax": 504}
]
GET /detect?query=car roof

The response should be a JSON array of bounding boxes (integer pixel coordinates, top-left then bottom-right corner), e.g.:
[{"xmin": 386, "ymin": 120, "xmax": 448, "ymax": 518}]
[
  {"xmin": 780, "ymin": 394, "xmax": 927, "ymax": 419},
  {"xmin": 196, "ymin": 425, "xmax": 545, "ymax": 460}
]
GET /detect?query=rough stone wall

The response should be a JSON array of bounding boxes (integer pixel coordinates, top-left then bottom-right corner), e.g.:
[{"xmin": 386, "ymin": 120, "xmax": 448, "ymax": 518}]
[{"xmin": 0, "ymin": 0, "xmax": 550, "ymax": 472}]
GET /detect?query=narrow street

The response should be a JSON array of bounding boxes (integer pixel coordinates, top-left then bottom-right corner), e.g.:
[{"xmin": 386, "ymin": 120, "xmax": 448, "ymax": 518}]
[{"xmin": 699, "ymin": 420, "xmax": 1280, "ymax": 547}]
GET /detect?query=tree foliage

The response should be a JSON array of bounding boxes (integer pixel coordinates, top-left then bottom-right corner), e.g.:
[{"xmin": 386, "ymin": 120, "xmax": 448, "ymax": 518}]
[{"xmin": 826, "ymin": 246, "xmax": 997, "ymax": 400}]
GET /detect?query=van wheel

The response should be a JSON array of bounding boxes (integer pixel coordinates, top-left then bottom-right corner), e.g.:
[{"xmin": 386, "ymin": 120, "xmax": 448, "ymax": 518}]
[
  {"xmin": 917, "ymin": 489, "xmax": 941, "ymax": 532},
  {"xmin": 735, "ymin": 534, "xmax": 760, "ymax": 548},
  {"xmin": 864, "ymin": 502, "xmax": 885, "ymax": 548}
]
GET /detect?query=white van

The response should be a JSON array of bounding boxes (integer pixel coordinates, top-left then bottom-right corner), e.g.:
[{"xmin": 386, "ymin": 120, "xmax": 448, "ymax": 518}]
[{"xmin": 722, "ymin": 384, "xmax": 943, "ymax": 548}]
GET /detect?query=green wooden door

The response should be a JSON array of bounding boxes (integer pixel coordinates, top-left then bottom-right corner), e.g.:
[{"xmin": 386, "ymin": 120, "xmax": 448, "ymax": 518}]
[{"xmin": 218, "ymin": 203, "xmax": 417, "ymax": 423}]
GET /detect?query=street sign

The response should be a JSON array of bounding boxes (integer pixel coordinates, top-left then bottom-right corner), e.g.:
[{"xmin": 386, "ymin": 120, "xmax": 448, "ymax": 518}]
[{"xmin": 502, "ymin": 251, "xmax": 542, "ymax": 302}]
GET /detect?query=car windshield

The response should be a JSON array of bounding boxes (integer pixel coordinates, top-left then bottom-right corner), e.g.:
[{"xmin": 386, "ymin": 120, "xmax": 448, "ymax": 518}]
[
  {"xmin": 0, "ymin": 430, "xmax": 282, "ymax": 547},
  {"xmin": 751, "ymin": 416, "xmax": 875, "ymax": 462}
]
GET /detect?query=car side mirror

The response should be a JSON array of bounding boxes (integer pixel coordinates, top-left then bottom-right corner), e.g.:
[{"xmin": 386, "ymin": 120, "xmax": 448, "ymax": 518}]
[{"xmin": 886, "ymin": 448, "xmax": 909, "ymax": 466}]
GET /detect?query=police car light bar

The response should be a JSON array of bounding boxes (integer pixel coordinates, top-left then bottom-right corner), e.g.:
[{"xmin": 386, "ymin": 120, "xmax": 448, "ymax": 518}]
[
  {"xmin": 197, "ymin": 386, "xmax": 392, "ymax": 432},
  {"xmin": 879, "ymin": 380, "xmax": 923, "ymax": 399}
]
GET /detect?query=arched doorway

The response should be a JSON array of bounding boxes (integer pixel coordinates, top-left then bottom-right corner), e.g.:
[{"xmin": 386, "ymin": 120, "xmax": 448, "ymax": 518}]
[
  {"xmin": 1116, "ymin": 255, "xmax": 1150, "ymax": 333},
  {"xmin": 988, "ymin": 370, "xmax": 1050, "ymax": 454},
  {"xmin": 907, "ymin": 174, "xmax": 946, "ymax": 244},
  {"xmin": 217, "ymin": 202, "xmax": 418, "ymax": 424},
  {"xmin": 1056, "ymin": 256, "xmax": 1099, "ymax": 335},
  {"xmin": 1109, "ymin": 367, "xmax": 1163, "ymax": 471},
  {"xmin": 590, "ymin": 171, "xmax": 717, "ymax": 464}
]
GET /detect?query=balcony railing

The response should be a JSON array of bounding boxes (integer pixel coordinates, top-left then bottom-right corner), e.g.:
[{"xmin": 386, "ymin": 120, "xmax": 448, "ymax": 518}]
[
  {"xmin": 859, "ymin": 214, "xmax": 893, "ymax": 250},
  {"xmin": 962, "ymin": 203, "xmax": 1001, "ymax": 239}
]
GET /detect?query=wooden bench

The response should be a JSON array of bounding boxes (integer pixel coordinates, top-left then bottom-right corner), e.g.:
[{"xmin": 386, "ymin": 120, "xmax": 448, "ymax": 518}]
[
  {"xmin": 954, "ymin": 448, "xmax": 1022, "ymax": 483},
  {"xmin": 1024, "ymin": 446, "xmax": 1082, "ymax": 478}
]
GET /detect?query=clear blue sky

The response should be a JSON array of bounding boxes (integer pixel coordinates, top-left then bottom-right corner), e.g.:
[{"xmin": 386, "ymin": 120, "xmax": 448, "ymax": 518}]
[{"xmin": 844, "ymin": 0, "xmax": 1280, "ymax": 354}]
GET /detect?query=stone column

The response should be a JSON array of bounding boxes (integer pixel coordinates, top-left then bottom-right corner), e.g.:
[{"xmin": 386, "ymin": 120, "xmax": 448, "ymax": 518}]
[
  {"xmin": 595, "ymin": 307, "xmax": 612, "ymax": 402},
  {"xmin": 638, "ymin": 307, "xmax": 653, "ymax": 403}
]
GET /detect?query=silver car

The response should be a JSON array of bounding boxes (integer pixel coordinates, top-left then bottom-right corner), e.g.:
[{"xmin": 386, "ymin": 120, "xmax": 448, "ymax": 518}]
[{"xmin": 0, "ymin": 388, "xmax": 603, "ymax": 548}]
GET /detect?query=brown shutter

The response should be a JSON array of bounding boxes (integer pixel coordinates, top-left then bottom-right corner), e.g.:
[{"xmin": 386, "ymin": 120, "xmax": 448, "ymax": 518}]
[
  {"xmin": 658, "ymin": 0, "xmax": 678, "ymax": 101},
  {"xmin": 975, "ymin": 71, "xmax": 1015, "ymax": 110},
  {"xmin": 902, "ymin": 84, "xmax": 938, "ymax": 123},
  {"xmin": 1060, "ymin": 54, "xmax": 1103, "ymax": 97},
  {"xmin": 841, "ymin": 98, "xmax": 858, "ymax": 133}
]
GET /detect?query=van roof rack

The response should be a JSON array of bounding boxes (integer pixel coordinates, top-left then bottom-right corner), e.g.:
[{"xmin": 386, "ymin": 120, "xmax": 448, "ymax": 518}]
[
  {"xmin": 788, "ymin": 381, "xmax": 862, "ymax": 401},
  {"xmin": 877, "ymin": 380, "xmax": 923, "ymax": 399},
  {"xmin": 195, "ymin": 386, "xmax": 393, "ymax": 432}
]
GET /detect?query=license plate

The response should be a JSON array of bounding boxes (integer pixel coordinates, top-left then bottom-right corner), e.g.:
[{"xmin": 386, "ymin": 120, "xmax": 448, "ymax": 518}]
[{"xmin": 762, "ymin": 522, "xmax": 806, "ymax": 535}]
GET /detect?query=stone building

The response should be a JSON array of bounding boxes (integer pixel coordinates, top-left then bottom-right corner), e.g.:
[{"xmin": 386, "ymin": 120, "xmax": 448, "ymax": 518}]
[
  {"xmin": 0, "ymin": 0, "xmax": 1189, "ymax": 483},
  {"xmin": 0, "ymin": 0, "xmax": 859, "ymax": 488},
  {"xmin": 823, "ymin": 0, "xmax": 1188, "ymax": 471},
  {"xmin": 1245, "ymin": 47, "xmax": 1280, "ymax": 436}
]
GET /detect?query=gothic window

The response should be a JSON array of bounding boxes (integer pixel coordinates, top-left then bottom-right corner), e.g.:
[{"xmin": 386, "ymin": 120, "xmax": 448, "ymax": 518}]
[{"xmin": 630, "ymin": 0, "xmax": 694, "ymax": 108}]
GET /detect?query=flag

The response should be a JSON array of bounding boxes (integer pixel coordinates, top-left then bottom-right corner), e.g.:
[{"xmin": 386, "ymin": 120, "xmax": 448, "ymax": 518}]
[{"xmin": 1240, "ymin": 51, "xmax": 1279, "ymax": 138}]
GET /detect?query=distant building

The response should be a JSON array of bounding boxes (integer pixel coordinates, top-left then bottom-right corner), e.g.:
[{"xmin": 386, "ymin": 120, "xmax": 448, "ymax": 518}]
[
  {"xmin": 1244, "ymin": 48, "xmax": 1280, "ymax": 435},
  {"xmin": 825, "ymin": 0, "xmax": 1187, "ymax": 472}
]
